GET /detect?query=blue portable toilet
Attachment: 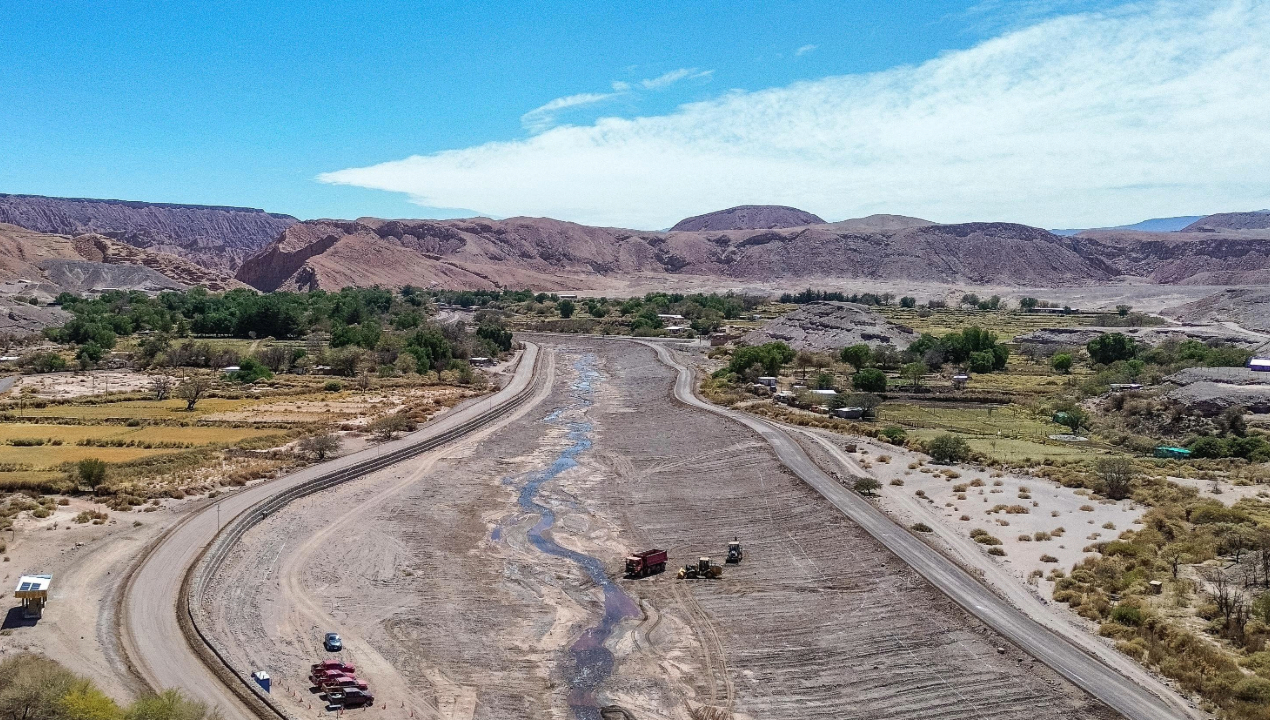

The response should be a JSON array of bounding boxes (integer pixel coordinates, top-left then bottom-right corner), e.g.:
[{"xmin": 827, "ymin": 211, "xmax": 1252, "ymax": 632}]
[{"xmin": 251, "ymin": 671, "xmax": 271, "ymax": 692}]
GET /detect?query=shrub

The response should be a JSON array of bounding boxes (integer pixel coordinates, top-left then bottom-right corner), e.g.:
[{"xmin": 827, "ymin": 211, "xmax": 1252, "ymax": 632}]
[
  {"xmin": 323, "ymin": 381, "xmax": 343, "ymax": 392},
  {"xmin": 1051, "ymin": 353, "xmax": 1073, "ymax": 373},
  {"xmin": 926, "ymin": 434, "xmax": 970, "ymax": 464},
  {"xmin": 881, "ymin": 426, "xmax": 907, "ymax": 444},
  {"xmin": 987, "ymin": 547, "xmax": 1006, "ymax": 556},
  {"xmin": 911, "ymin": 522, "xmax": 933, "ymax": 533},
  {"xmin": 853, "ymin": 477, "xmax": 882, "ymax": 496},
  {"xmin": 1040, "ymin": 554, "xmax": 1059, "ymax": 563},
  {"xmin": 1087, "ymin": 333, "xmax": 1137, "ymax": 364},
  {"xmin": 1109, "ymin": 604, "xmax": 1143, "ymax": 626},
  {"xmin": 889, "ymin": 478, "xmax": 904, "ymax": 486}
]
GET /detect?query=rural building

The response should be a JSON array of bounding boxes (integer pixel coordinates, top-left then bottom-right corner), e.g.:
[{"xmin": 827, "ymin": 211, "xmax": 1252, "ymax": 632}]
[
  {"xmin": 657, "ymin": 313, "xmax": 685, "ymax": 320},
  {"xmin": 951, "ymin": 374, "xmax": 970, "ymax": 389},
  {"xmin": 14, "ymin": 574, "xmax": 51, "ymax": 619},
  {"xmin": 471, "ymin": 357, "xmax": 495, "ymax": 367},
  {"xmin": 808, "ymin": 389, "xmax": 838, "ymax": 396},
  {"xmin": 1250, "ymin": 357, "xmax": 1270, "ymax": 372},
  {"xmin": 773, "ymin": 391, "xmax": 796, "ymax": 404},
  {"xmin": 1154, "ymin": 446, "xmax": 1192, "ymax": 460},
  {"xmin": 1109, "ymin": 383, "xmax": 1143, "ymax": 391},
  {"xmin": 757, "ymin": 376, "xmax": 777, "ymax": 388},
  {"xmin": 832, "ymin": 407, "xmax": 864, "ymax": 419}
]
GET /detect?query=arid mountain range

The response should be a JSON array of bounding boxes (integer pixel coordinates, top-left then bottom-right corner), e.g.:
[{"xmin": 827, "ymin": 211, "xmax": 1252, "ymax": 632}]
[
  {"xmin": 2, "ymin": 194, "xmax": 1270, "ymax": 299},
  {"xmin": 0, "ymin": 194, "xmax": 296, "ymax": 273}
]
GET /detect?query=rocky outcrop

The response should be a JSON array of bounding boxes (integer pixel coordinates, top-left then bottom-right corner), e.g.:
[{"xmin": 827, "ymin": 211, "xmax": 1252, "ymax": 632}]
[
  {"xmin": 670, "ymin": 205, "xmax": 825, "ymax": 232},
  {"xmin": 0, "ymin": 194, "xmax": 296, "ymax": 272},
  {"xmin": 743, "ymin": 302, "xmax": 915, "ymax": 352},
  {"xmin": 1069, "ymin": 230, "xmax": 1270, "ymax": 284}
]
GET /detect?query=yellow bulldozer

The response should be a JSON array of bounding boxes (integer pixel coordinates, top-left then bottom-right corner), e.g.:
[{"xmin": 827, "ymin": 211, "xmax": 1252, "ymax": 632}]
[{"xmin": 678, "ymin": 556, "xmax": 723, "ymax": 579}]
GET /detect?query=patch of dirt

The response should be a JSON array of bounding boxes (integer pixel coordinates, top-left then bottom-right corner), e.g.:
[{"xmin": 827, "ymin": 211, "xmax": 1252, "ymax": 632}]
[{"xmin": 743, "ymin": 301, "xmax": 915, "ymax": 352}]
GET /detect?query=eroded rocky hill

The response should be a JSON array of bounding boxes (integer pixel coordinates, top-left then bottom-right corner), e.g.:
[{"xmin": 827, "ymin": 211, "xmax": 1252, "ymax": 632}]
[
  {"xmin": 235, "ymin": 216, "xmax": 1116, "ymax": 292},
  {"xmin": 0, "ymin": 194, "xmax": 296, "ymax": 272}
]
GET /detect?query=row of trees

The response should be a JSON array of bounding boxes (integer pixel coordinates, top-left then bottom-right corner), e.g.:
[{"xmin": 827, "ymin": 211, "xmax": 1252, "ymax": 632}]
[{"xmin": 0, "ymin": 653, "xmax": 213, "ymax": 720}]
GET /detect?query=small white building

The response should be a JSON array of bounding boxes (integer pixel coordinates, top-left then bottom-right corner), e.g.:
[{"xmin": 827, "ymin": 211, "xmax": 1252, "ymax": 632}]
[
  {"xmin": 757, "ymin": 376, "xmax": 778, "ymax": 388},
  {"xmin": 833, "ymin": 407, "xmax": 865, "ymax": 419},
  {"xmin": 808, "ymin": 389, "xmax": 838, "ymax": 397},
  {"xmin": 15, "ymin": 574, "xmax": 52, "ymax": 619},
  {"xmin": 657, "ymin": 314, "xmax": 685, "ymax": 320},
  {"xmin": 1249, "ymin": 357, "xmax": 1270, "ymax": 372},
  {"xmin": 952, "ymin": 374, "xmax": 970, "ymax": 389}
]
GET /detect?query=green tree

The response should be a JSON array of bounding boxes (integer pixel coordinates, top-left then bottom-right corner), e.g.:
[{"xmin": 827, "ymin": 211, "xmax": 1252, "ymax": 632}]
[
  {"xmin": 839, "ymin": 344, "xmax": 871, "ymax": 371},
  {"xmin": 727, "ymin": 342, "xmax": 794, "ymax": 378},
  {"xmin": 1056, "ymin": 407, "xmax": 1090, "ymax": 433},
  {"xmin": 0, "ymin": 654, "xmax": 80, "ymax": 720},
  {"xmin": 881, "ymin": 426, "xmax": 907, "ymax": 444},
  {"xmin": 851, "ymin": 368, "xmax": 887, "ymax": 393},
  {"xmin": 1019, "ymin": 297, "xmax": 1039, "ymax": 311},
  {"xmin": 899, "ymin": 296, "xmax": 916, "ymax": 308},
  {"xmin": 901, "ymin": 362, "xmax": 926, "ymax": 391},
  {"xmin": 1051, "ymin": 353, "xmax": 1073, "ymax": 373},
  {"xmin": 76, "ymin": 342, "xmax": 105, "ymax": 369},
  {"xmin": 77, "ymin": 458, "xmax": 108, "ymax": 489},
  {"xmin": 61, "ymin": 683, "xmax": 123, "ymax": 720},
  {"xmin": 1087, "ymin": 333, "xmax": 1137, "ymax": 365},
  {"xmin": 125, "ymin": 689, "xmax": 213, "ymax": 720},
  {"xmin": 926, "ymin": 434, "xmax": 970, "ymax": 464},
  {"xmin": 1116, "ymin": 304, "xmax": 1132, "ymax": 317},
  {"xmin": 558, "ymin": 299, "xmax": 575, "ymax": 318},
  {"xmin": 228, "ymin": 357, "xmax": 272, "ymax": 383}
]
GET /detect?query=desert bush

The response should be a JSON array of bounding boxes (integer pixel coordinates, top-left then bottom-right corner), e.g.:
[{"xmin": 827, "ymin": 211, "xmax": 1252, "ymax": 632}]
[
  {"xmin": 987, "ymin": 547, "xmax": 1006, "ymax": 556},
  {"xmin": 1040, "ymin": 554, "xmax": 1059, "ymax": 563},
  {"xmin": 911, "ymin": 522, "xmax": 933, "ymax": 533}
]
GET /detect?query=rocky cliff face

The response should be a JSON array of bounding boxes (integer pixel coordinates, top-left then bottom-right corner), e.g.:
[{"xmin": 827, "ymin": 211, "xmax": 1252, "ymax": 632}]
[
  {"xmin": 0, "ymin": 194, "xmax": 297, "ymax": 273},
  {"xmin": 235, "ymin": 216, "xmax": 1117, "ymax": 292},
  {"xmin": 1069, "ymin": 230, "xmax": 1270, "ymax": 284},
  {"xmin": 670, "ymin": 205, "xmax": 826, "ymax": 232},
  {"xmin": 1182, "ymin": 211, "xmax": 1270, "ymax": 233}
]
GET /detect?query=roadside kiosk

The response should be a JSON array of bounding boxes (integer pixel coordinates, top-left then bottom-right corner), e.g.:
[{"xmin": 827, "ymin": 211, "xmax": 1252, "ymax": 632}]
[{"xmin": 14, "ymin": 574, "xmax": 51, "ymax": 619}]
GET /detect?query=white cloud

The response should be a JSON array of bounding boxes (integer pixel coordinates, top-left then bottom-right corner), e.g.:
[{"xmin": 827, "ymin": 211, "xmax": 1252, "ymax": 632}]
[
  {"xmin": 795, "ymin": 44, "xmax": 818, "ymax": 56},
  {"xmin": 519, "ymin": 92, "xmax": 621, "ymax": 133},
  {"xmin": 320, "ymin": 0, "xmax": 1270, "ymax": 230},
  {"xmin": 639, "ymin": 68, "xmax": 713, "ymax": 89}
]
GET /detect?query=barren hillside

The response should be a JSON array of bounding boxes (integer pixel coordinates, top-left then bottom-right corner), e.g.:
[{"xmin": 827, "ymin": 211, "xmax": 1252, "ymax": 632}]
[
  {"xmin": 0, "ymin": 193, "xmax": 297, "ymax": 272},
  {"xmin": 670, "ymin": 204, "xmax": 825, "ymax": 231},
  {"xmin": 0, "ymin": 223, "xmax": 243, "ymax": 294},
  {"xmin": 1164, "ymin": 288, "xmax": 1270, "ymax": 334},
  {"xmin": 1069, "ymin": 229, "xmax": 1270, "ymax": 284},
  {"xmin": 1182, "ymin": 211, "xmax": 1270, "ymax": 232},
  {"xmin": 236, "ymin": 217, "xmax": 1116, "ymax": 292},
  {"xmin": 743, "ymin": 301, "xmax": 916, "ymax": 352}
]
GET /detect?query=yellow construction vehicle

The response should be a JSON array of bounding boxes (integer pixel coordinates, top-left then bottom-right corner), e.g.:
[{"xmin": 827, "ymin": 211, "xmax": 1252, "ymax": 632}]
[{"xmin": 678, "ymin": 556, "xmax": 723, "ymax": 579}]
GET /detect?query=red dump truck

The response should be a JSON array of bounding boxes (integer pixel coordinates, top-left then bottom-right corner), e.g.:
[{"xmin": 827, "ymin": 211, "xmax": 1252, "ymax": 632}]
[{"xmin": 625, "ymin": 549, "xmax": 667, "ymax": 578}]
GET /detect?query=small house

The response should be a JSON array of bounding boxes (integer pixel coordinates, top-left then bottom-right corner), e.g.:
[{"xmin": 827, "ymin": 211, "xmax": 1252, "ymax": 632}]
[
  {"xmin": 470, "ymin": 357, "xmax": 494, "ymax": 367},
  {"xmin": 221, "ymin": 365, "xmax": 241, "ymax": 373},
  {"xmin": 808, "ymin": 389, "xmax": 838, "ymax": 397},
  {"xmin": 951, "ymin": 374, "xmax": 970, "ymax": 389},
  {"xmin": 657, "ymin": 314, "xmax": 685, "ymax": 320},
  {"xmin": 1154, "ymin": 446, "xmax": 1192, "ymax": 460},
  {"xmin": 757, "ymin": 376, "xmax": 777, "ymax": 388},
  {"xmin": 833, "ymin": 407, "xmax": 864, "ymax": 419},
  {"xmin": 1109, "ymin": 383, "xmax": 1143, "ymax": 391},
  {"xmin": 1249, "ymin": 358, "xmax": 1270, "ymax": 372}
]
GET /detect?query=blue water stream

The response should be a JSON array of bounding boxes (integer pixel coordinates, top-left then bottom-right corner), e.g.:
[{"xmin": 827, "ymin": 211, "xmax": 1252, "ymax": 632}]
[{"xmin": 505, "ymin": 355, "xmax": 640, "ymax": 719}]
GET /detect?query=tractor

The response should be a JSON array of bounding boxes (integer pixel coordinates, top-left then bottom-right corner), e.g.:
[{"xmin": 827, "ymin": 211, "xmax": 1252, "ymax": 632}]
[
  {"xmin": 726, "ymin": 538, "xmax": 743, "ymax": 564},
  {"xmin": 678, "ymin": 556, "xmax": 723, "ymax": 579}
]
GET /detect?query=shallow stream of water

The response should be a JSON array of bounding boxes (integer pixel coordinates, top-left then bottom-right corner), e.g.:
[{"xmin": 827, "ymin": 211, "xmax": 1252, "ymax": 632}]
[{"xmin": 505, "ymin": 354, "xmax": 640, "ymax": 719}]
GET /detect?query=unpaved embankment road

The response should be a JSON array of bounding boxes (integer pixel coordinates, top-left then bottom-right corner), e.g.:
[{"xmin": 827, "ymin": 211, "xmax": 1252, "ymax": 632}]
[
  {"xmin": 641, "ymin": 340, "xmax": 1195, "ymax": 720},
  {"xmin": 118, "ymin": 344, "xmax": 540, "ymax": 720},
  {"xmin": 206, "ymin": 337, "xmax": 1117, "ymax": 720}
]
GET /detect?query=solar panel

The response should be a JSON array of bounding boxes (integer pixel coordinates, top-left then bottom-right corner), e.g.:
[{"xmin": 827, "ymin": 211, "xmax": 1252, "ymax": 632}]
[{"xmin": 18, "ymin": 582, "xmax": 32, "ymax": 592}]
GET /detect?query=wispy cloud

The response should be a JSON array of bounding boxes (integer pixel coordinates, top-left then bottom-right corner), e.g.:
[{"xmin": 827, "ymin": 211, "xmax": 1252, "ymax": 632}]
[
  {"xmin": 795, "ymin": 44, "xmax": 818, "ymax": 56},
  {"xmin": 519, "ymin": 92, "xmax": 621, "ymax": 133},
  {"xmin": 517, "ymin": 68, "xmax": 712, "ymax": 133},
  {"xmin": 320, "ymin": 1, "xmax": 1270, "ymax": 230},
  {"xmin": 640, "ymin": 68, "xmax": 713, "ymax": 89}
]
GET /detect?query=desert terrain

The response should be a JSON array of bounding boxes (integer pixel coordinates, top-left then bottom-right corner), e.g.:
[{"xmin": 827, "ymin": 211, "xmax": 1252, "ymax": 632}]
[{"xmin": 202, "ymin": 337, "xmax": 1116, "ymax": 720}]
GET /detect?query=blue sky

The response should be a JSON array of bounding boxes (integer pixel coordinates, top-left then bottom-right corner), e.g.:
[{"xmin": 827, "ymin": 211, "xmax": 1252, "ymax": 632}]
[{"xmin": 3, "ymin": 1, "xmax": 1269, "ymax": 228}]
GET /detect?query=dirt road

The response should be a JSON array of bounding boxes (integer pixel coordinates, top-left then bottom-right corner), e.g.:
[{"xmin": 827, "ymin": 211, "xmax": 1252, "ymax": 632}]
[
  {"xmin": 640, "ymin": 339, "xmax": 1193, "ymax": 720},
  {"xmin": 118, "ymin": 344, "xmax": 540, "ymax": 720},
  {"xmin": 204, "ymin": 337, "xmax": 1116, "ymax": 720}
]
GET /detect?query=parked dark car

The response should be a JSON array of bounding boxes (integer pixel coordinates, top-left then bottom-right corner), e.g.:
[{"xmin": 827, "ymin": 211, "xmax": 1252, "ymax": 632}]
[
  {"xmin": 340, "ymin": 688, "xmax": 375, "ymax": 708},
  {"xmin": 323, "ymin": 632, "xmax": 342, "ymax": 652}
]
